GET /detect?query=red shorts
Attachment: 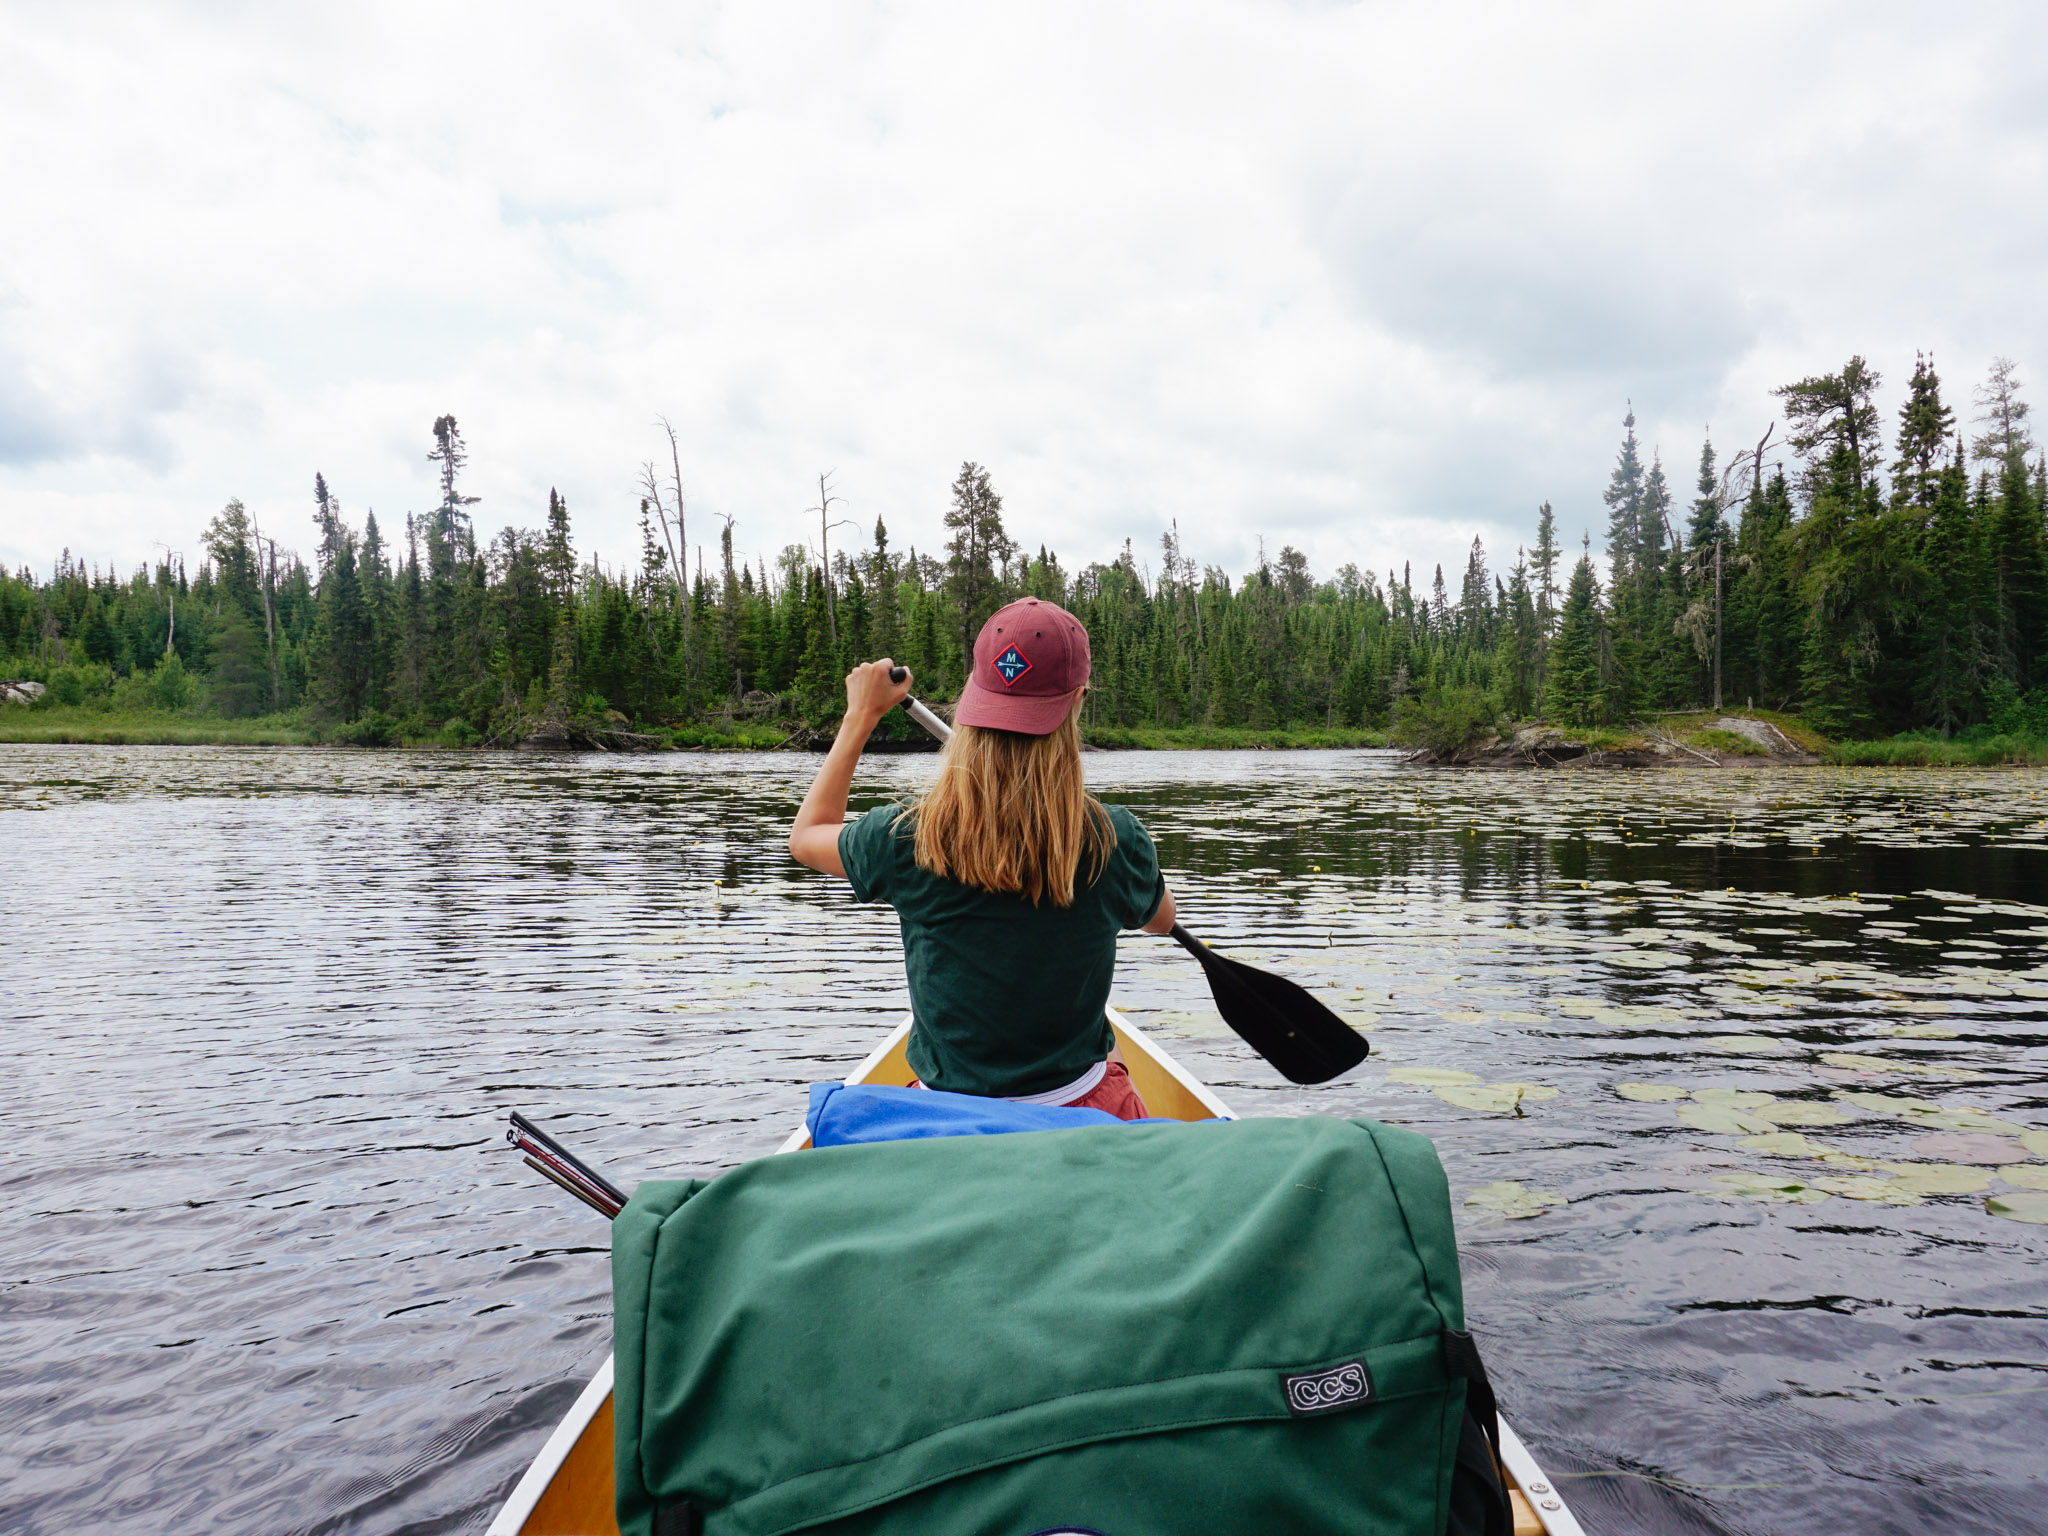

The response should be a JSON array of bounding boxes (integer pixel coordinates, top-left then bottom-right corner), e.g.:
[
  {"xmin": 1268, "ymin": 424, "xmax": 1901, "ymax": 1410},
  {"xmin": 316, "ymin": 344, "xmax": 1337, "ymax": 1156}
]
[
  {"xmin": 1066, "ymin": 1061, "xmax": 1150, "ymax": 1120},
  {"xmin": 907, "ymin": 1062, "xmax": 1152, "ymax": 1121}
]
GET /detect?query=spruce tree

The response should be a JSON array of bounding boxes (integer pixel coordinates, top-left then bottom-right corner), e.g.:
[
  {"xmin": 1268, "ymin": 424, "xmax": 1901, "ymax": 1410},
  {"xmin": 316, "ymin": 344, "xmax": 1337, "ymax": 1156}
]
[
  {"xmin": 1545, "ymin": 554, "xmax": 1606, "ymax": 726},
  {"xmin": 1985, "ymin": 448, "xmax": 2048, "ymax": 692},
  {"xmin": 866, "ymin": 518, "xmax": 899, "ymax": 663},
  {"xmin": 942, "ymin": 462, "xmax": 1016, "ymax": 675},
  {"xmin": 542, "ymin": 489, "xmax": 576, "ymax": 605},
  {"xmin": 1603, "ymin": 407, "xmax": 1646, "ymax": 585},
  {"xmin": 1638, "ymin": 451, "xmax": 1671, "ymax": 575},
  {"xmin": 1916, "ymin": 443, "xmax": 1986, "ymax": 732},
  {"xmin": 1892, "ymin": 353, "xmax": 1955, "ymax": 508}
]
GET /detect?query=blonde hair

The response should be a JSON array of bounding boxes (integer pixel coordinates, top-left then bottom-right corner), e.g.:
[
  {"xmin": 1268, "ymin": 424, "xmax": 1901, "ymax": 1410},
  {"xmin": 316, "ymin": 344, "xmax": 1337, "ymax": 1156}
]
[{"xmin": 904, "ymin": 699, "xmax": 1114, "ymax": 907}]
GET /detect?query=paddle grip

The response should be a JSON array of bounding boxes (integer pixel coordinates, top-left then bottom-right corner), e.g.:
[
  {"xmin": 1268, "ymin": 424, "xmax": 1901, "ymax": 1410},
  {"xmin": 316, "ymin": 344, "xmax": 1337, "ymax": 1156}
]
[{"xmin": 887, "ymin": 667, "xmax": 954, "ymax": 742}]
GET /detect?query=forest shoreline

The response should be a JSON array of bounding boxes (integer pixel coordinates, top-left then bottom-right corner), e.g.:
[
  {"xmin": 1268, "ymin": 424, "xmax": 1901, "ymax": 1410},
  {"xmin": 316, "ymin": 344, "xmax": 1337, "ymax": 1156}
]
[
  {"xmin": 0, "ymin": 707, "xmax": 1388, "ymax": 754},
  {"xmin": 7, "ymin": 704, "xmax": 2048, "ymax": 765}
]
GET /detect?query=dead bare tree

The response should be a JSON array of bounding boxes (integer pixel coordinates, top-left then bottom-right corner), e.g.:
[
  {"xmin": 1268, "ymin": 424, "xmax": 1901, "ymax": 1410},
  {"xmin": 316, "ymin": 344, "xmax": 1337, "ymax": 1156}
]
[
  {"xmin": 152, "ymin": 542, "xmax": 182, "ymax": 656},
  {"xmin": 251, "ymin": 525, "xmax": 281, "ymax": 709},
  {"xmin": 808, "ymin": 471, "xmax": 856, "ymax": 645},
  {"xmin": 1679, "ymin": 423, "xmax": 1779, "ymax": 711}
]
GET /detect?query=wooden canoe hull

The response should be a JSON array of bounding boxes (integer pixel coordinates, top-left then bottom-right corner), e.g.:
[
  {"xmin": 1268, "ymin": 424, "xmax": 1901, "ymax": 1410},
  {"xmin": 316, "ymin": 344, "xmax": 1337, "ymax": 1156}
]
[{"xmin": 487, "ymin": 1012, "xmax": 1581, "ymax": 1536}]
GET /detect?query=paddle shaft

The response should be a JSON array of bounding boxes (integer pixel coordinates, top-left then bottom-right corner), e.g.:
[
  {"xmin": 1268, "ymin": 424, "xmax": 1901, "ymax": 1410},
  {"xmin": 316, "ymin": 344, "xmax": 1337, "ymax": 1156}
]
[{"xmin": 881, "ymin": 668, "xmax": 1367, "ymax": 1084}]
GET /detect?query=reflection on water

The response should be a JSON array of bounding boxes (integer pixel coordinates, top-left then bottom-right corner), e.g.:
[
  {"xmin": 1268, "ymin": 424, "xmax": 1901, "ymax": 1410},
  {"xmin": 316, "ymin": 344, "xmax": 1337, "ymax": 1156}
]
[{"xmin": 2, "ymin": 746, "xmax": 2045, "ymax": 1535}]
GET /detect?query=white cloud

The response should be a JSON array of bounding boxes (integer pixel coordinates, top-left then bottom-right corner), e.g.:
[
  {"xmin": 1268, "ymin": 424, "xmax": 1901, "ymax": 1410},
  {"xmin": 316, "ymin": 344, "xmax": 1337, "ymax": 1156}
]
[{"xmin": 2, "ymin": 0, "xmax": 2044, "ymax": 590}]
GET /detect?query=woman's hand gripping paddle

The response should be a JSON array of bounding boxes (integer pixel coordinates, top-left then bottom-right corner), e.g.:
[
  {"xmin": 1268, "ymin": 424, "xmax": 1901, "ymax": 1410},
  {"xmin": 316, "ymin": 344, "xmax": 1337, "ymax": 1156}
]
[{"xmin": 885, "ymin": 668, "xmax": 1368, "ymax": 1085}]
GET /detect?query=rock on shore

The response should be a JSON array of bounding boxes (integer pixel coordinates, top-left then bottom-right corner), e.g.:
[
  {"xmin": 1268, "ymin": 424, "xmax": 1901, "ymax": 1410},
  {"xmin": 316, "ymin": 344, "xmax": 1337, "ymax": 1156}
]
[{"xmin": 1402, "ymin": 716, "xmax": 1823, "ymax": 769}]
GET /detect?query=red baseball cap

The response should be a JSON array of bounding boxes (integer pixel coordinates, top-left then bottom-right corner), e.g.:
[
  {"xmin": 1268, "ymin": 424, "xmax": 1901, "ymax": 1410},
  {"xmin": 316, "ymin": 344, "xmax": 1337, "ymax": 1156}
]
[{"xmin": 955, "ymin": 597, "xmax": 1091, "ymax": 735}]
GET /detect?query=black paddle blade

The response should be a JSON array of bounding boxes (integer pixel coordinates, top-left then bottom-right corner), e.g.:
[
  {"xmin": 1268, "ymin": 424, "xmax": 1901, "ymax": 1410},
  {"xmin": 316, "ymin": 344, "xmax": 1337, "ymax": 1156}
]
[{"xmin": 1175, "ymin": 928, "xmax": 1369, "ymax": 1085}]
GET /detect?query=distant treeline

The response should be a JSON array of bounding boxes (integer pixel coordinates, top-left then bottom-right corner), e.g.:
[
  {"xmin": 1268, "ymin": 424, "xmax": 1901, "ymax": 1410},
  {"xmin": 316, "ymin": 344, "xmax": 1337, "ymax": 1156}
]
[{"xmin": 3, "ymin": 358, "xmax": 2046, "ymax": 744}]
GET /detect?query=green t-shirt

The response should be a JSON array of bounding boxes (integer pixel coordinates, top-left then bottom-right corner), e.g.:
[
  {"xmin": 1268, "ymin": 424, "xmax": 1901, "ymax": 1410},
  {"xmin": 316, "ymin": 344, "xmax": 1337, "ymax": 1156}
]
[{"xmin": 838, "ymin": 802, "xmax": 1166, "ymax": 1097}]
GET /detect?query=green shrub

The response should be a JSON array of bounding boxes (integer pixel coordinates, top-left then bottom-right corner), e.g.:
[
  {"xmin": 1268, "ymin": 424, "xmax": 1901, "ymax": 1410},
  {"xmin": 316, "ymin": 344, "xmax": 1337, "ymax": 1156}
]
[
  {"xmin": 1391, "ymin": 686, "xmax": 1502, "ymax": 755},
  {"xmin": 39, "ymin": 663, "xmax": 114, "ymax": 708},
  {"xmin": 337, "ymin": 711, "xmax": 398, "ymax": 747},
  {"xmin": 153, "ymin": 652, "xmax": 195, "ymax": 711},
  {"xmin": 441, "ymin": 717, "xmax": 482, "ymax": 748},
  {"xmin": 1986, "ymin": 681, "xmax": 2048, "ymax": 739}
]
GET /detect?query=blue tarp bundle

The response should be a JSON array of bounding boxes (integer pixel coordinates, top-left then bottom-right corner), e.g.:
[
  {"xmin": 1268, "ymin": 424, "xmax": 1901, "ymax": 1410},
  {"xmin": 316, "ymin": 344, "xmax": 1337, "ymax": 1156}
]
[{"xmin": 806, "ymin": 1081, "xmax": 1157, "ymax": 1147}]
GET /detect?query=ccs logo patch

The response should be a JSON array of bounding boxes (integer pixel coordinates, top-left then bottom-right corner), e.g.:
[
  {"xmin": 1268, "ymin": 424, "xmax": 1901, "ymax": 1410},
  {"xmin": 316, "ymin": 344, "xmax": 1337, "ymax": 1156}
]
[
  {"xmin": 992, "ymin": 643, "xmax": 1032, "ymax": 687},
  {"xmin": 1281, "ymin": 1359, "xmax": 1374, "ymax": 1416}
]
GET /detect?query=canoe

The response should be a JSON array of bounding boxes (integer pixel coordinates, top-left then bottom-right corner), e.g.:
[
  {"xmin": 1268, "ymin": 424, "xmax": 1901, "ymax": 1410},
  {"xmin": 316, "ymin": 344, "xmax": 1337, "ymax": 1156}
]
[{"xmin": 487, "ymin": 1009, "xmax": 1586, "ymax": 1536}]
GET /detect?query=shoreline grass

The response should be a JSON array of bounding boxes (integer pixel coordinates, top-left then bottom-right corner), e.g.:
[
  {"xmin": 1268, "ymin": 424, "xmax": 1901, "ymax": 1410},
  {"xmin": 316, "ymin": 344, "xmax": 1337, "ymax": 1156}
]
[
  {"xmin": 1826, "ymin": 733, "xmax": 2048, "ymax": 767},
  {"xmin": 0, "ymin": 708, "xmax": 326, "ymax": 746}
]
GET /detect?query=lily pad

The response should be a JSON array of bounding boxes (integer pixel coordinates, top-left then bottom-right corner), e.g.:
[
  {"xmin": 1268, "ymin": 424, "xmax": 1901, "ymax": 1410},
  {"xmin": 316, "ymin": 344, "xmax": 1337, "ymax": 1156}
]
[
  {"xmin": 1875, "ymin": 1162, "xmax": 1994, "ymax": 1195},
  {"xmin": 1677, "ymin": 1102, "xmax": 1777, "ymax": 1135},
  {"xmin": 1873, "ymin": 1023, "xmax": 1960, "ymax": 1039},
  {"xmin": 1704, "ymin": 1172, "xmax": 1830, "ymax": 1205},
  {"xmin": 1834, "ymin": 1093, "xmax": 2029, "ymax": 1136},
  {"xmin": 1739, "ymin": 1131, "xmax": 1829, "ymax": 1157},
  {"xmin": 1692, "ymin": 1088, "xmax": 1778, "ymax": 1109},
  {"xmin": 1707, "ymin": 1035, "xmax": 1784, "ymax": 1053},
  {"xmin": 1434, "ymin": 1082, "xmax": 1555, "ymax": 1114},
  {"xmin": 1616, "ymin": 1083, "xmax": 1688, "ymax": 1102},
  {"xmin": 1608, "ymin": 951, "xmax": 1690, "ymax": 970},
  {"xmin": 1388, "ymin": 1067, "xmax": 1481, "ymax": 1086},
  {"xmin": 1754, "ymin": 1101, "xmax": 1852, "ymax": 1127},
  {"xmin": 1814, "ymin": 1175, "xmax": 1923, "ymax": 1205},
  {"xmin": 1985, "ymin": 1190, "xmax": 2048, "ymax": 1224},
  {"xmin": 1463, "ymin": 1181, "xmax": 1566, "ymax": 1220},
  {"xmin": 1909, "ymin": 1133, "xmax": 2026, "ymax": 1164},
  {"xmin": 1997, "ymin": 1165, "xmax": 2048, "ymax": 1192},
  {"xmin": 1820, "ymin": 1053, "xmax": 1984, "ymax": 1080},
  {"xmin": 2022, "ymin": 1130, "xmax": 2048, "ymax": 1158}
]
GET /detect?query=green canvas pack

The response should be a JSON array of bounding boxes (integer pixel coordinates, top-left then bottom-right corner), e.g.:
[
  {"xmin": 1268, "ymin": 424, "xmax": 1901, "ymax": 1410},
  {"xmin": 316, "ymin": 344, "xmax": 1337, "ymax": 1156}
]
[{"xmin": 612, "ymin": 1117, "xmax": 1506, "ymax": 1536}]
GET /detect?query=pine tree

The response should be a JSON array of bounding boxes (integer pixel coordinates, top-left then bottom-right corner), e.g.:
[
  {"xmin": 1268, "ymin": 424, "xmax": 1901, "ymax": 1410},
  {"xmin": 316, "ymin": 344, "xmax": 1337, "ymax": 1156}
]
[
  {"xmin": 942, "ymin": 462, "xmax": 1017, "ymax": 675},
  {"xmin": 866, "ymin": 518, "xmax": 899, "ymax": 662},
  {"xmin": 1985, "ymin": 448, "xmax": 2048, "ymax": 692},
  {"xmin": 1915, "ymin": 443, "xmax": 1986, "ymax": 732},
  {"xmin": 1603, "ymin": 407, "xmax": 1646, "ymax": 585},
  {"xmin": 1892, "ymin": 353, "xmax": 1955, "ymax": 508},
  {"xmin": 1638, "ymin": 451, "xmax": 1671, "ymax": 577},
  {"xmin": 542, "ymin": 488, "xmax": 576, "ymax": 605},
  {"xmin": 1775, "ymin": 356, "xmax": 1884, "ymax": 501},
  {"xmin": 313, "ymin": 473, "xmax": 345, "ymax": 574},
  {"xmin": 1530, "ymin": 501, "xmax": 1560, "ymax": 635},
  {"xmin": 1545, "ymin": 554, "xmax": 1606, "ymax": 726}
]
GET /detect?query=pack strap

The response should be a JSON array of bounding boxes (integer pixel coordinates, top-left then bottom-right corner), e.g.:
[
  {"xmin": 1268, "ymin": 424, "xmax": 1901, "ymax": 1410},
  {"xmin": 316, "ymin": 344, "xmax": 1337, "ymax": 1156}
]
[
  {"xmin": 1441, "ymin": 1330, "xmax": 1510, "ymax": 1536},
  {"xmin": 654, "ymin": 1501, "xmax": 704, "ymax": 1536}
]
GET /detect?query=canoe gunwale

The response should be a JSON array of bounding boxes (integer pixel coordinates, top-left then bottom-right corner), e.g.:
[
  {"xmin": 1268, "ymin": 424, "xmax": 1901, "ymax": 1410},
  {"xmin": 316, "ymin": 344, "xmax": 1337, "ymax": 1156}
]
[{"xmin": 485, "ymin": 1355, "xmax": 615, "ymax": 1536}]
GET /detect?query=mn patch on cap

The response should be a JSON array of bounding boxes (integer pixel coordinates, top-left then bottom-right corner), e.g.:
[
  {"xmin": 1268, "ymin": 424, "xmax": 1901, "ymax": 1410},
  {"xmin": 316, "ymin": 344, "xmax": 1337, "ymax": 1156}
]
[{"xmin": 955, "ymin": 598, "xmax": 1090, "ymax": 735}]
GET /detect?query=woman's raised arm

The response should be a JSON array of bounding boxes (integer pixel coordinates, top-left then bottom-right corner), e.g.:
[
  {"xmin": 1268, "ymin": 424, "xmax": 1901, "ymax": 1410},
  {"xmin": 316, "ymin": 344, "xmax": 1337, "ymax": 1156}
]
[{"xmin": 788, "ymin": 660, "xmax": 914, "ymax": 876}]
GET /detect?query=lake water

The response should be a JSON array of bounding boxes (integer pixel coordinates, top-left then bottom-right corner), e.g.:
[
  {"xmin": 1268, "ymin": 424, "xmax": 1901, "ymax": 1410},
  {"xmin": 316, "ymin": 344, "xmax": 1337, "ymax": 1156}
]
[{"xmin": 3, "ymin": 745, "xmax": 2046, "ymax": 1536}]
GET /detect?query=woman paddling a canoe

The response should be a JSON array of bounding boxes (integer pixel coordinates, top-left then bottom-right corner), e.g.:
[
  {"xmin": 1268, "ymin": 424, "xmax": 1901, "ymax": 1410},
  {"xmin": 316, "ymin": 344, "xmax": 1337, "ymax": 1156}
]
[{"xmin": 789, "ymin": 598, "xmax": 1177, "ymax": 1119}]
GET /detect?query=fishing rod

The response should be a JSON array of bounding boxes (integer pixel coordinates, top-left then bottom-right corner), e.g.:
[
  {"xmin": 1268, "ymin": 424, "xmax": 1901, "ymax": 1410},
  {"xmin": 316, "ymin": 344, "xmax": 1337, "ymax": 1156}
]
[
  {"xmin": 884, "ymin": 668, "xmax": 1368, "ymax": 1086},
  {"xmin": 507, "ymin": 1110, "xmax": 629, "ymax": 1218}
]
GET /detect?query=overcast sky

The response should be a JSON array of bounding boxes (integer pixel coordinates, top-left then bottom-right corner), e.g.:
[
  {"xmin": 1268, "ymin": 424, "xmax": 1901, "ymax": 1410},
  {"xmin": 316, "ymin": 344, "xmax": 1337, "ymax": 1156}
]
[{"xmin": 3, "ymin": 2, "xmax": 2045, "ymax": 590}]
